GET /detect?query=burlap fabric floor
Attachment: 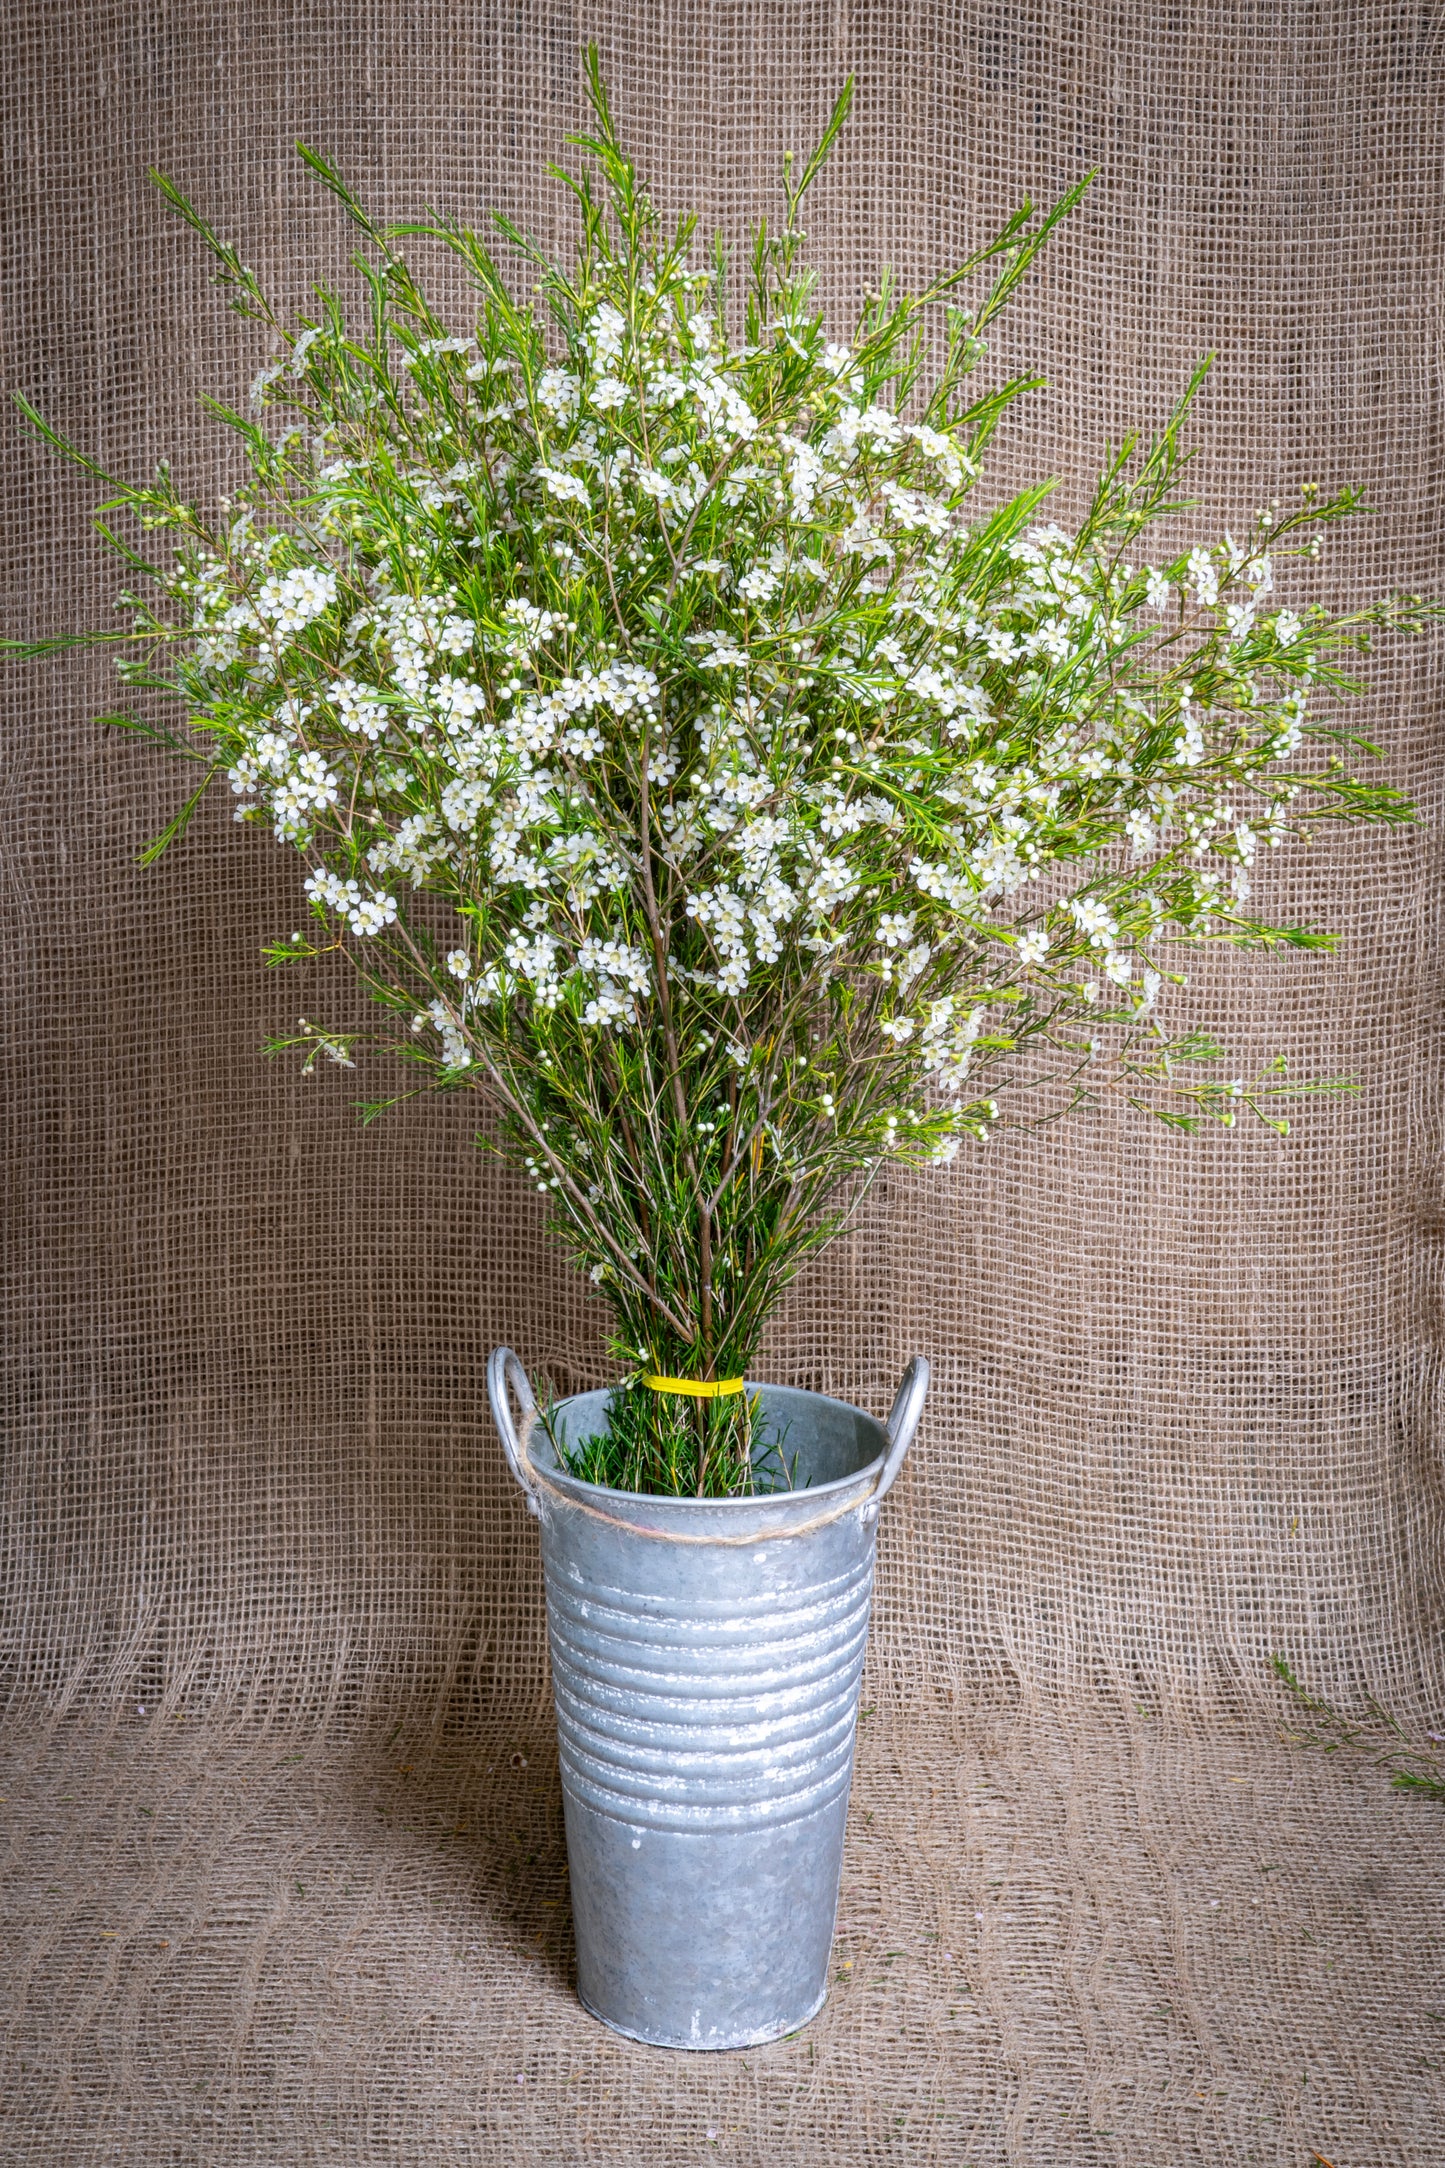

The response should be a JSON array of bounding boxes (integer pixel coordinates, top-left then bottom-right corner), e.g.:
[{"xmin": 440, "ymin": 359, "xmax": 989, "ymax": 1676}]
[
  {"xmin": 3, "ymin": 1698, "xmax": 1442, "ymax": 2166},
  {"xmin": 3, "ymin": 4, "xmax": 1443, "ymax": 2162}
]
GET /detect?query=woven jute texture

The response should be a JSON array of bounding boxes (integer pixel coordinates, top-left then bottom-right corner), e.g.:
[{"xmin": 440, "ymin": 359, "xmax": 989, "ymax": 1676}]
[{"xmin": 3, "ymin": 3, "xmax": 1443, "ymax": 2161}]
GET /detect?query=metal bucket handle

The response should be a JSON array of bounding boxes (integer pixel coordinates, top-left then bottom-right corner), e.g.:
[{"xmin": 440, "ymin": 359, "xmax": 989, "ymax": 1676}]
[
  {"xmin": 488, "ymin": 1345, "xmax": 543, "ymax": 1516},
  {"xmin": 875, "ymin": 1354, "xmax": 930, "ymax": 1504},
  {"xmin": 489, "ymin": 1347, "xmax": 927, "ymax": 1523}
]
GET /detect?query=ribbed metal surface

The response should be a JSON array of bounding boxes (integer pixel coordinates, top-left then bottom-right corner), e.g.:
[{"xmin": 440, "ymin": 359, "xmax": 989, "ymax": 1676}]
[{"xmin": 545, "ymin": 1551, "xmax": 875, "ymax": 1832}]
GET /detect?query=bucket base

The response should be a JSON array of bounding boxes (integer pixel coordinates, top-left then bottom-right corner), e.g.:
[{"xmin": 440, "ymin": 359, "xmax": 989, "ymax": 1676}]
[
  {"xmin": 564, "ymin": 1786, "xmax": 848, "ymax": 2051},
  {"xmin": 577, "ymin": 1980, "xmax": 829, "ymax": 2052}
]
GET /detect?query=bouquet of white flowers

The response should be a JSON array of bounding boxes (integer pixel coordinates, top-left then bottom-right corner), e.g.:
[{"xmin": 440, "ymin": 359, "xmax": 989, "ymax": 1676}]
[{"xmin": 12, "ymin": 58, "xmax": 1428, "ymax": 1494}]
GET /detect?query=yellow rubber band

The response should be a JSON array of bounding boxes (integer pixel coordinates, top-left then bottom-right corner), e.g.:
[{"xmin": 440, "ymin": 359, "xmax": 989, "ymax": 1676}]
[{"xmin": 640, "ymin": 1373, "xmax": 746, "ymax": 1399}]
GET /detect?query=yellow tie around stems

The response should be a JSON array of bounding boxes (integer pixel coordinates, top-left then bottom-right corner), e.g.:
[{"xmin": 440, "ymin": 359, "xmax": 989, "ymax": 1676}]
[{"xmin": 640, "ymin": 1374, "xmax": 746, "ymax": 1399}]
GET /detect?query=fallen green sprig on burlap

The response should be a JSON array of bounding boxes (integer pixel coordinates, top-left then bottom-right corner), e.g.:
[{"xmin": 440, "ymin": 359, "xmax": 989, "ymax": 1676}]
[{"xmin": 1271, "ymin": 1656, "xmax": 1445, "ymax": 1799}]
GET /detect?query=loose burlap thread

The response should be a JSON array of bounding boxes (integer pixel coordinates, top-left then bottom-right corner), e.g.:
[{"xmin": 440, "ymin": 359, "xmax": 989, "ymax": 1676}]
[{"xmin": 3, "ymin": 4, "xmax": 1443, "ymax": 2162}]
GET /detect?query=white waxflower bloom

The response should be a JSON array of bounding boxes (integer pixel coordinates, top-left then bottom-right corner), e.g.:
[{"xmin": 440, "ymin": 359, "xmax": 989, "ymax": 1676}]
[
  {"xmin": 1223, "ymin": 599, "xmax": 1257, "ymax": 635},
  {"xmin": 1187, "ymin": 546, "xmax": 1219, "ymax": 608},
  {"xmin": 898, "ymin": 941, "xmax": 931, "ymax": 990},
  {"xmin": 250, "ymin": 358, "xmax": 285, "ymax": 408},
  {"xmin": 254, "ymin": 564, "xmax": 337, "ymax": 632},
  {"xmin": 441, "ymin": 777, "xmax": 488, "ymax": 833},
  {"xmin": 536, "ymin": 465, "xmax": 591, "ymax": 509},
  {"xmin": 500, "ymin": 929, "xmax": 563, "ymax": 1009},
  {"xmin": 880, "ymin": 1017, "xmax": 915, "ymax": 1042},
  {"xmin": 420, "ymin": 997, "xmax": 472, "ymax": 1068},
  {"xmin": 633, "ymin": 466, "xmax": 674, "ymax": 505},
  {"xmin": 906, "ymin": 423, "xmax": 965, "ymax": 487},
  {"xmin": 1027, "ymin": 620, "xmax": 1071, "ymax": 663},
  {"xmin": 817, "ymin": 793, "xmax": 867, "ymax": 840},
  {"xmin": 877, "ymin": 910, "xmax": 915, "ymax": 949},
  {"xmin": 691, "ymin": 371, "xmax": 758, "ymax": 443},
  {"xmin": 1174, "ymin": 708, "xmax": 1206, "ymax": 766},
  {"xmin": 406, "ymin": 335, "xmax": 476, "ymax": 365},
  {"xmin": 346, "ymin": 889, "xmax": 398, "ymax": 937},
  {"xmin": 824, "ymin": 407, "xmax": 865, "ymax": 465},
  {"xmin": 600, "ymin": 662, "xmax": 660, "ymax": 717},
  {"xmin": 577, "ymin": 938, "xmax": 650, "ymax": 996},
  {"xmin": 503, "ymin": 697, "xmax": 558, "ymax": 760},
  {"xmin": 805, "ymin": 857, "xmax": 861, "ymax": 914},
  {"xmin": 253, "ymin": 731, "xmax": 294, "ymax": 776},
  {"xmin": 291, "ymin": 750, "xmax": 339, "ymax": 807},
  {"xmin": 857, "ymin": 404, "xmax": 904, "ymax": 448},
  {"xmin": 689, "ymin": 885, "xmax": 749, "ymax": 950},
  {"xmin": 432, "ymin": 675, "xmax": 488, "ymax": 729},
  {"xmin": 304, "ymin": 868, "xmax": 352, "ymax": 910},
  {"xmin": 1015, "ymin": 928, "xmax": 1050, "ymax": 965},
  {"xmin": 1245, "ymin": 553, "xmax": 1274, "ymax": 592},
  {"xmin": 588, "ymin": 375, "xmax": 629, "ymax": 411},
  {"xmin": 910, "ymin": 856, "xmax": 972, "ymax": 912},
  {"xmin": 445, "ymin": 950, "xmax": 472, "ymax": 980},
  {"xmin": 1103, "ymin": 952, "xmax": 1133, "ymax": 986},
  {"xmin": 304, "ymin": 869, "xmax": 396, "ymax": 934},
  {"xmin": 1140, "ymin": 968, "xmax": 1162, "ymax": 1012},
  {"xmin": 1144, "ymin": 568, "xmax": 1173, "ymax": 613},
  {"xmin": 562, "ymin": 724, "xmax": 605, "ymax": 760},
  {"xmin": 716, "ymin": 956, "xmax": 749, "ymax": 997},
  {"xmin": 786, "ymin": 438, "xmax": 825, "ymax": 516},
  {"xmin": 1273, "ymin": 609, "xmax": 1302, "ymax": 645},
  {"xmin": 1068, "ymin": 897, "xmax": 1118, "ymax": 948},
  {"xmin": 720, "ymin": 460, "xmax": 770, "ymax": 506},
  {"xmin": 1125, "ymin": 810, "xmax": 1155, "ymax": 857},
  {"xmin": 737, "ymin": 565, "xmax": 779, "ymax": 604},
  {"xmin": 881, "ymin": 482, "xmax": 949, "ymax": 536},
  {"xmin": 587, "ymin": 303, "xmax": 626, "ymax": 366},
  {"xmin": 334, "ymin": 678, "xmax": 388, "ymax": 739},
  {"xmin": 581, "ymin": 984, "xmax": 633, "ymax": 1029},
  {"xmin": 536, "ymin": 369, "xmax": 580, "ymax": 420},
  {"xmin": 749, "ymin": 914, "xmax": 784, "ymax": 963},
  {"xmin": 968, "ymin": 828, "xmax": 1030, "ymax": 895}
]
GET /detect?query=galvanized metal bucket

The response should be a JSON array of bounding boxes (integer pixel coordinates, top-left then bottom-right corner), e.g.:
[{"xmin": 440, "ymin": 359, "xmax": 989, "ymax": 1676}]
[{"xmin": 487, "ymin": 1351, "xmax": 929, "ymax": 2051}]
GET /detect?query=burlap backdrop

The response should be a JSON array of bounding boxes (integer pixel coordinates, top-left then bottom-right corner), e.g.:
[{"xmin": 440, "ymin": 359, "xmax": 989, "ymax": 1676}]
[{"xmin": 3, "ymin": 5, "xmax": 1443, "ymax": 2163}]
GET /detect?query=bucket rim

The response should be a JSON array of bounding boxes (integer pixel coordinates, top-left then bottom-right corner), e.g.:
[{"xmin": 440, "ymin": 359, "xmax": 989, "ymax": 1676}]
[{"xmin": 535, "ymin": 1379, "xmax": 889, "ymax": 1513}]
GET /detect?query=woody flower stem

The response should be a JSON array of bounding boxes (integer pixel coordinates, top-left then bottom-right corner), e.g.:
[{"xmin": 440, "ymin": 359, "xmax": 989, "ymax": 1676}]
[
  {"xmin": 639, "ymin": 723, "xmax": 715, "ymax": 1371},
  {"xmin": 386, "ymin": 911, "xmax": 696, "ymax": 1338}
]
